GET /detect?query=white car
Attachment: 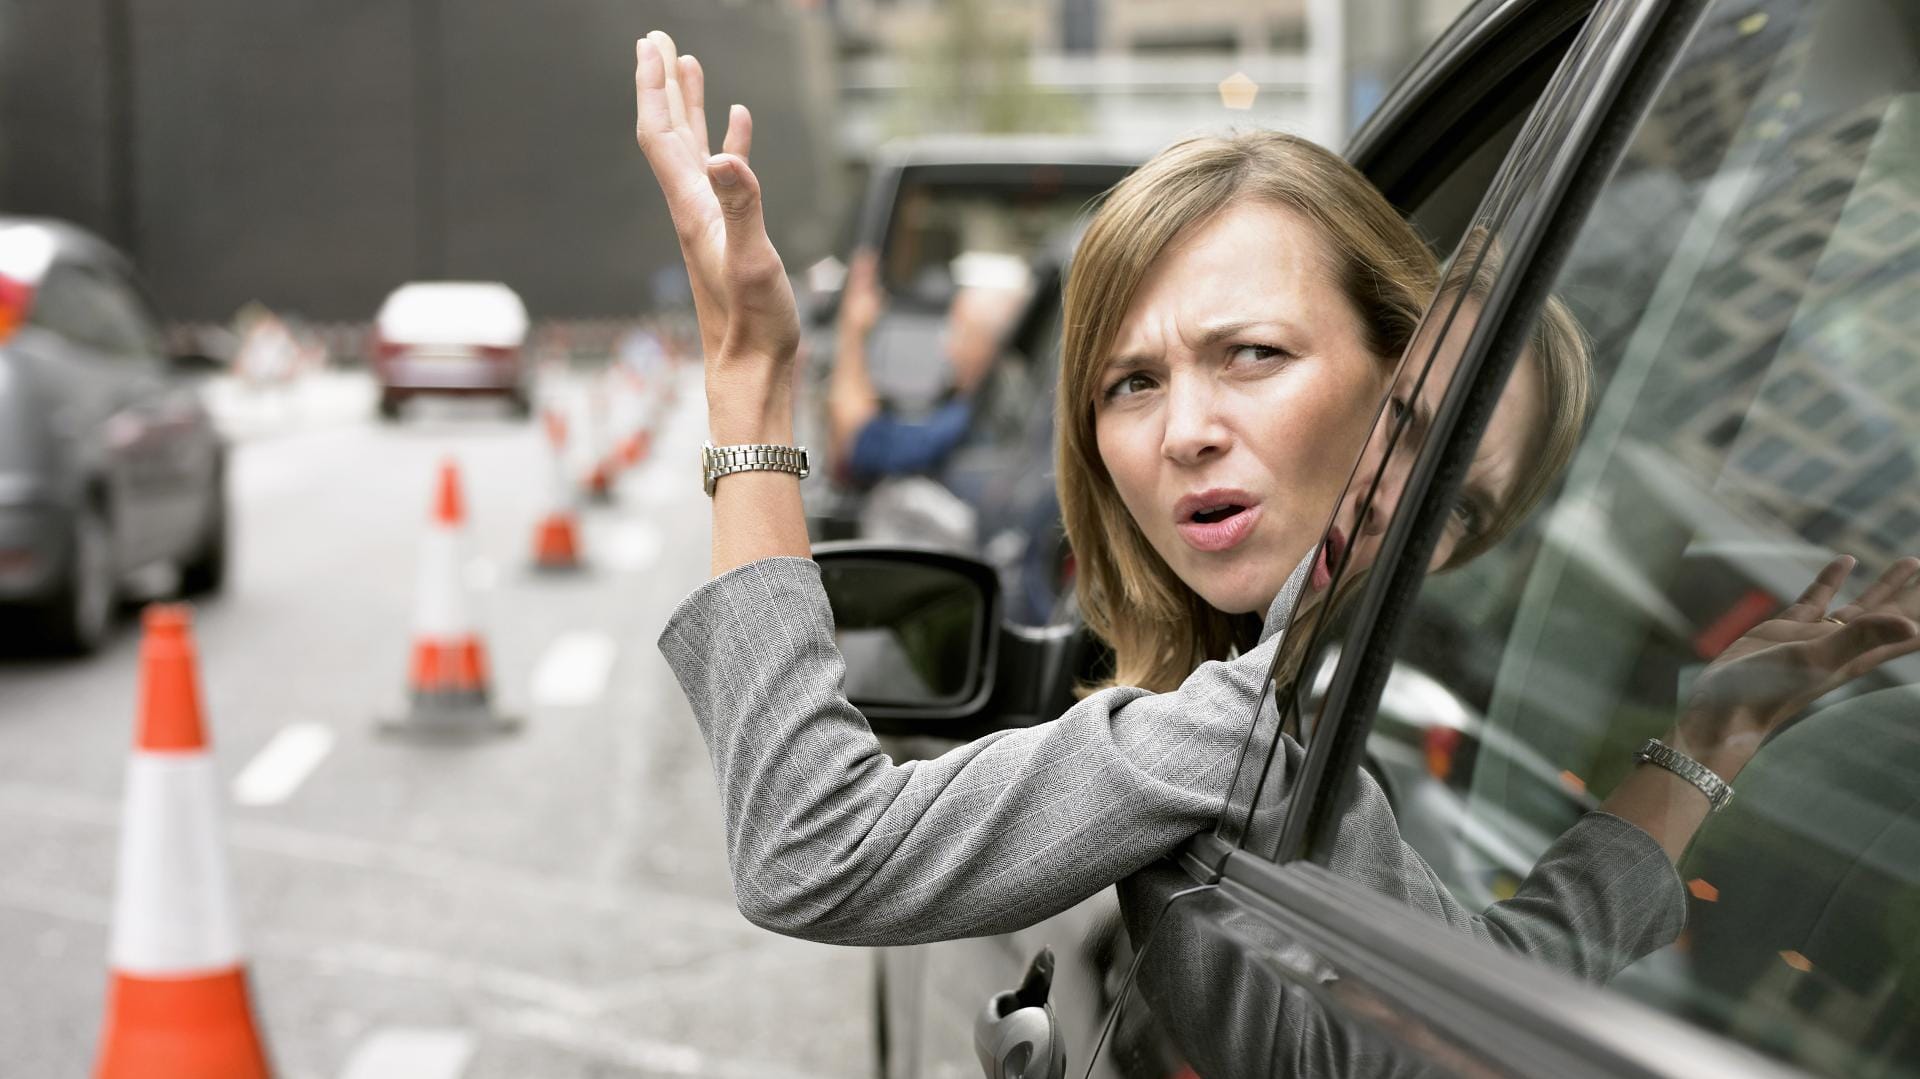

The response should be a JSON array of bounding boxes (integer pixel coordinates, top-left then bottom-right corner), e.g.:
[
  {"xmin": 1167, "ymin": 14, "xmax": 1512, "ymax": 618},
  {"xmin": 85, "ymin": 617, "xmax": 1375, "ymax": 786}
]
[{"xmin": 371, "ymin": 281, "xmax": 532, "ymax": 420}]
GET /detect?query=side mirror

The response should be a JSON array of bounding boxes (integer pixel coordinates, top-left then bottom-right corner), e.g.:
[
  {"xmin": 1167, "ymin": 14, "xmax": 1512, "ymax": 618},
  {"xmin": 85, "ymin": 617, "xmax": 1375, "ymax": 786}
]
[{"xmin": 816, "ymin": 541, "xmax": 1087, "ymax": 739}]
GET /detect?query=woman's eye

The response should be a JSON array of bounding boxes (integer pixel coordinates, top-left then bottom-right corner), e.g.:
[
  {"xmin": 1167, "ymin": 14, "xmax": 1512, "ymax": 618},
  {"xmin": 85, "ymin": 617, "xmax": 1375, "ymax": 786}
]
[
  {"xmin": 1388, "ymin": 396, "xmax": 1410, "ymax": 421},
  {"xmin": 1104, "ymin": 372, "xmax": 1154, "ymax": 400},
  {"xmin": 1230, "ymin": 344, "xmax": 1287, "ymax": 364},
  {"xmin": 1449, "ymin": 494, "xmax": 1483, "ymax": 536}
]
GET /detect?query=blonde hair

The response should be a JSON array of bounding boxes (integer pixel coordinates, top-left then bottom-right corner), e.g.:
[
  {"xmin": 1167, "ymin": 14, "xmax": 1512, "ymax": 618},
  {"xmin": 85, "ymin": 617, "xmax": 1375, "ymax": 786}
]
[{"xmin": 1056, "ymin": 131, "xmax": 1439, "ymax": 694}]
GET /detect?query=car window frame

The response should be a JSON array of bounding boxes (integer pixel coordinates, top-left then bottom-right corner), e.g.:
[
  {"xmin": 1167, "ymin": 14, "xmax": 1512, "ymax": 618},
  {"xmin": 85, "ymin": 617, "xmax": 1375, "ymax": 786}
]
[
  {"xmin": 1211, "ymin": 0, "xmax": 1613, "ymax": 858},
  {"xmin": 1079, "ymin": 0, "xmax": 1838, "ymax": 1075}
]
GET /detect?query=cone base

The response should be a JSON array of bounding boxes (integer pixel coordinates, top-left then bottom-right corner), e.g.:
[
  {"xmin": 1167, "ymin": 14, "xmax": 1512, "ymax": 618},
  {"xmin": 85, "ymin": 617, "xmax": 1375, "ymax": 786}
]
[
  {"xmin": 531, "ymin": 516, "xmax": 585, "ymax": 571},
  {"xmin": 97, "ymin": 967, "xmax": 271, "ymax": 1079},
  {"xmin": 380, "ymin": 689, "xmax": 519, "ymax": 740}
]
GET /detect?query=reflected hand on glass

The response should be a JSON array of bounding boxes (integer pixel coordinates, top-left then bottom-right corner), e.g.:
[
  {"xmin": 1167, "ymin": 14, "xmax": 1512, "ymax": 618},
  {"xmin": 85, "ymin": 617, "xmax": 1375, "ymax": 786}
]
[
  {"xmin": 1674, "ymin": 555, "xmax": 1920, "ymax": 781},
  {"xmin": 633, "ymin": 32, "xmax": 799, "ymax": 429}
]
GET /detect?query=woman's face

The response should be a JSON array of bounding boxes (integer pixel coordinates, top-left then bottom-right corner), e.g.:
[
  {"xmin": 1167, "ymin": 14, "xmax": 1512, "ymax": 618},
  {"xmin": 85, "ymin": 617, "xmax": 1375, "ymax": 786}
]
[
  {"xmin": 1319, "ymin": 301, "xmax": 1545, "ymax": 601},
  {"xmin": 1094, "ymin": 202, "xmax": 1389, "ymax": 616}
]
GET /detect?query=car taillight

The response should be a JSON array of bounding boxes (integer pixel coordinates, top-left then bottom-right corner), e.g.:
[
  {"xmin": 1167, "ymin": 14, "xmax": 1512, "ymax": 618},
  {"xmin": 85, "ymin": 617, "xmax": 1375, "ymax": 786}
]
[
  {"xmin": 0, "ymin": 275, "xmax": 34, "ymax": 343},
  {"xmin": 480, "ymin": 345, "xmax": 517, "ymax": 363},
  {"xmin": 370, "ymin": 333, "xmax": 404, "ymax": 364},
  {"xmin": 1423, "ymin": 725, "xmax": 1462, "ymax": 783}
]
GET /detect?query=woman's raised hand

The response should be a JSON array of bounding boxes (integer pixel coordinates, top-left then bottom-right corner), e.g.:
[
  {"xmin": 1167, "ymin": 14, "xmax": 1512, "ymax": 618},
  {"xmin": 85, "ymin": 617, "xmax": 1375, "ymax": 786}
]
[
  {"xmin": 633, "ymin": 32, "xmax": 800, "ymax": 438},
  {"xmin": 1674, "ymin": 554, "xmax": 1920, "ymax": 780}
]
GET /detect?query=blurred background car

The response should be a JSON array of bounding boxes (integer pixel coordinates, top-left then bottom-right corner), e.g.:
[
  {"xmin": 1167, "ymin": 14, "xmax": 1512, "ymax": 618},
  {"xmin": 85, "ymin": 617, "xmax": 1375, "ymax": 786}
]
[
  {"xmin": 370, "ymin": 280, "xmax": 532, "ymax": 421},
  {"xmin": 800, "ymin": 137, "xmax": 1140, "ymax": 539},
  {"xmin": 0, "ymin": 218, "xmax": 227, "ymax": 654}
]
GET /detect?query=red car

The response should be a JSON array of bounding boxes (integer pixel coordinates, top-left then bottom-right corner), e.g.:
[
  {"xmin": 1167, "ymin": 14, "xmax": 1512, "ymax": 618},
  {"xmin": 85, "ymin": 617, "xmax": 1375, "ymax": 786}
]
[{"xmin": 370, "ymin": 281, "xmax": 533, "ymax": 419}]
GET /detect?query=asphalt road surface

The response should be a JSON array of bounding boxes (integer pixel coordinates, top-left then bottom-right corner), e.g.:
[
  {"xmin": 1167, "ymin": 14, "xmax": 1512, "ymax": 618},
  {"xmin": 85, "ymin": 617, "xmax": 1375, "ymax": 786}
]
[{"xmin": 0, "ymin": 366, "xmax": 871, "ymax": 1078}]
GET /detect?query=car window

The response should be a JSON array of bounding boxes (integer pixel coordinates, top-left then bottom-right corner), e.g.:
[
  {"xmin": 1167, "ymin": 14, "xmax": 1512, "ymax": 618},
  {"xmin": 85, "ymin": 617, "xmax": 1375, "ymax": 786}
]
[
  {"xmin": 1210, "ymin": 7, "xmax": 1601, "ymax": 847},
  {"xmin": 28, "ymin": 263, "xmax": 141, "ymax": 357},
  {"xmin": 1305, "ymin": 2, "xmax": 1920, "ymax": 1075}
]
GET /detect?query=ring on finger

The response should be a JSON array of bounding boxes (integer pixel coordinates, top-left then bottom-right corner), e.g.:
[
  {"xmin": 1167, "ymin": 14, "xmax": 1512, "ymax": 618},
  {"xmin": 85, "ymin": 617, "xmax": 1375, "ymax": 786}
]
[{"xmin": 1822, "ymin": 614, "xmax": 1847, "ymax": 625}]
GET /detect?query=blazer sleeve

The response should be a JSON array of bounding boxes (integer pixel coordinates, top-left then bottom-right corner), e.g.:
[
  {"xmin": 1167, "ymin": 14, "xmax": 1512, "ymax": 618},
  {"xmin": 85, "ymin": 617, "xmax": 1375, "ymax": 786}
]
[{"xmin": 657, "ymin": 556, "xmax": 1281, "ymax": 946}]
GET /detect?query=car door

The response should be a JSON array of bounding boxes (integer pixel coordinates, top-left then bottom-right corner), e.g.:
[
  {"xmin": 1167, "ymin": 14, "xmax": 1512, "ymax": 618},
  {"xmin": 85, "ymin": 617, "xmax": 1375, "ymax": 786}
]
[
  {"xmin": 1087, "ymin": 0, "xmax": 1920, "ymax": 1076},
  {"xmin": 880, "ymin": 2, "xmax": 1620, "ymax": 1076},
  {"xmin": 27, "ymin": 258, "xmax": 180, "ymax": 569}
]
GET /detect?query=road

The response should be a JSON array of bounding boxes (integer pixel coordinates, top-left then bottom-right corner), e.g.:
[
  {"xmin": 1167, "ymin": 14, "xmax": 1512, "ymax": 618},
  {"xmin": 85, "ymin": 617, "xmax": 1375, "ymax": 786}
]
[{"xmin": 0, "ymin": 366, "xmax": 870, "ymax": 1078}]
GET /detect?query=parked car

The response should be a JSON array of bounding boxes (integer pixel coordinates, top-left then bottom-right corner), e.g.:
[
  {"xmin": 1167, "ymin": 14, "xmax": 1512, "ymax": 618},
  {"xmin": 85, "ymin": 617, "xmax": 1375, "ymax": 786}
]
[
  {"xmin": 800, "ymin": 137, "xmax": 1141, "ymax": 539},
  {"xmin": 0, "ymin": 218, "xmax": 228, "ymax": 653},
  {"xmin": 828, "ymin": 0, "xmax": 1920, "ymax": 1076},
  {"xmin": 370, "ymin": 280, "xmax": 532, "ymax": 420}
]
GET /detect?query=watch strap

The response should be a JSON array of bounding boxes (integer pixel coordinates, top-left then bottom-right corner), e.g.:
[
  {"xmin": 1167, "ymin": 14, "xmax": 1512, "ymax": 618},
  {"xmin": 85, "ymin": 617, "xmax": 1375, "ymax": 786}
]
[
  {"xmin": 1633, "ymin": 738, "xmax": 1734, "ymax": 813},
  {"xmin": 702, "ymin": 441, "xmax": 810, "ymax": 497}
]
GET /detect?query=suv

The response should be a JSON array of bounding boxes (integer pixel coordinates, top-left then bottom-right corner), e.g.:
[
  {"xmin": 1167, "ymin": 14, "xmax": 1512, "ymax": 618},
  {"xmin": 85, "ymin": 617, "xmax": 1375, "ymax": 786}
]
[
  {"xmin": 802, "ymin": 137, "xmax": 1140, "ymax": 538},
  {"xmin": 0, "ymin": 218, "xmax": 228, "ymax": 653},
  {"xmin": 830, "ymin": 0, "xmax": 1920, "ymax": 1076},
  {"xmin": 370, "ymin": 280, "xmax": 533, "ymax": 420}
]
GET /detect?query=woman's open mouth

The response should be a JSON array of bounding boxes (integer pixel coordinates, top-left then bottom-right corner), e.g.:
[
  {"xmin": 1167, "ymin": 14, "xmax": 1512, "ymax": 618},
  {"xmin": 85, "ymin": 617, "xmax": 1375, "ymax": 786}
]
[
  {"xmin": 1174, "ymin": 493, "xmax": 1261, "ymax": 553},
  {"xmin": 1310, "ymin": 526, "xmax": 1348, "ymax": 592}
]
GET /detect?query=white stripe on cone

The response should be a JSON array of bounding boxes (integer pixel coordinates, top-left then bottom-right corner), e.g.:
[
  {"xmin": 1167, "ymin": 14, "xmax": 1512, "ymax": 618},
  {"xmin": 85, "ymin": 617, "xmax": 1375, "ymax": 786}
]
[
  {"xmin": 413, "ymin": 527, "xmax": 470, "ymax": 638},
  {"xmin": 110, "ymin": 752, "xmax": 243, "ymax": 974}
]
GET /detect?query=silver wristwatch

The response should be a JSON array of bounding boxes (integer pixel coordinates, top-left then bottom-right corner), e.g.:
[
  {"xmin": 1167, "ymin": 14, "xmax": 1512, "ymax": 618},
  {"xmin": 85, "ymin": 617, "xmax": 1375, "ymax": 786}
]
[
  {"xmin": 1633, "ymin": 738, "xmax": 1734, "ymax": 813},
  {"xmin": 701, "ymin": 441, "xmax": 810, "ymax": 497}
]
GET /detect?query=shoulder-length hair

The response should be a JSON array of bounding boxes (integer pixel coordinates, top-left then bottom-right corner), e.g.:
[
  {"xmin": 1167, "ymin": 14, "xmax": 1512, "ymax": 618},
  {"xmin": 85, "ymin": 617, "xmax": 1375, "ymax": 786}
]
[{"xmin": 1056, "ymin": 131, "xmax": 1441, "ymax": 693}]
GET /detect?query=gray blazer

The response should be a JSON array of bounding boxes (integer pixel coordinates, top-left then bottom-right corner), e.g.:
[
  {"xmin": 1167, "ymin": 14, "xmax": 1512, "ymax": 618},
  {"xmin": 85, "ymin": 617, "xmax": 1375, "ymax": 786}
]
[{"xmin": 659, "ymin": 556, "xmax": 1683, "ymax": 980}]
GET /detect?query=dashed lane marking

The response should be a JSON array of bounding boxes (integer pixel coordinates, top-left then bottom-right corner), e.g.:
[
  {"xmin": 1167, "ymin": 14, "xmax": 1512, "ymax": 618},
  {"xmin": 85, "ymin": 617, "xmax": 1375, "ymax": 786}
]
[
  {"xmin": 338, "ymin": 1027, "xmax": 474, "ymax": 1079},
  {"xmin": 530, "ymin": 631, "xmax": 618, "ymax": 709},
  {"xmin": 604, "ymin": 521, "xmax": 662, "ymax": 572},
  {"xmin": 232, "ymin": 722, "xmax": 336, "ymax": 807}
]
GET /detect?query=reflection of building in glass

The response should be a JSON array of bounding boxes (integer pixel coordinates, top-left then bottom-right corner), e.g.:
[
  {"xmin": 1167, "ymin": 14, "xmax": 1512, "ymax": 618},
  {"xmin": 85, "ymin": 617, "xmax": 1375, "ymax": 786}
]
[{"xmin": 1588, "ymin": 16, "xmax": 1918, "ymax": 572}]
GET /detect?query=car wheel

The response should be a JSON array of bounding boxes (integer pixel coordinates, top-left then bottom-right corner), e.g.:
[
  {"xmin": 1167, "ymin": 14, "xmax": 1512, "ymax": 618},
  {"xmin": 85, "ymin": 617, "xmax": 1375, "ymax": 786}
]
[
  {"xmin": 508, "ymin": 391, "xmax": 534, "ymax": 420},
  {"xmin": 35, "ymin": 502, "xmax": 116, "ymax": 655},
  {"xmin": 377, "ymin": 391, "xmax": 403, "ymax": 421},
  {"xmin": 179, "ymin": 477, "xmax": 228, "ymax": 597}
]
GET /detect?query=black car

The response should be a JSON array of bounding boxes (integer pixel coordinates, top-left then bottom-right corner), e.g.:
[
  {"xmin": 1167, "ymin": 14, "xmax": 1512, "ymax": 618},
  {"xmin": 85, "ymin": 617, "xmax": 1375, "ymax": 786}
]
[
  {"xmin": 821, "ymin": 0, "xmax": 1920, "ymax": 1076},
  {"xmin": 801, "ymin": 137, "xmax": 1140, "ymax": 541},
  {"xmin": 0, "ymin": 218, "xmax": 228, "ymax": 653}
]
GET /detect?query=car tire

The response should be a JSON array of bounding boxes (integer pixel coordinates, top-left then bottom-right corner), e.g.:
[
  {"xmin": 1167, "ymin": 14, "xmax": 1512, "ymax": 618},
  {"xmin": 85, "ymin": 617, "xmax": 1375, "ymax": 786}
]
[
  {"xmin": 34, "ymin": 501, "xmax": 116, "ymax": 655},
  {"xmin": 508, "ymin": 391, "xmax": 534, "ymax": 420},
  {"xmin": 377, "ymin": 391, "xmax": 403, "ymax": 422},
  {"xmin": 179, "ymin": 476, "xmax": 228, "ymax": 597}
]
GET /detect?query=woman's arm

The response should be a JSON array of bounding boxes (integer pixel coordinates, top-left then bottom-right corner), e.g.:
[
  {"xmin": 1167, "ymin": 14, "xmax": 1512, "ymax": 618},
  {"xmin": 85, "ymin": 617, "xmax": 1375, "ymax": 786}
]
[
  {"xmin": 658, "ymin": 556, "xmax": 1290, "ymax": 946},
  {"xmin": 633, "ymin": 33, "xmax": 807, "ymax": 577},
  {"xmin": 1598, "ymin": 555, "xmax": 1920, "ymax": 861}
]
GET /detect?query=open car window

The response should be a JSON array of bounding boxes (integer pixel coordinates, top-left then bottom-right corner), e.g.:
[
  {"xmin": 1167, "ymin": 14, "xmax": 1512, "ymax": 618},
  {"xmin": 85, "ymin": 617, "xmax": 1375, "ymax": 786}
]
[{"xmin": 1293, "ymin": 0, "xmax": 1920, "ymax": 1074}]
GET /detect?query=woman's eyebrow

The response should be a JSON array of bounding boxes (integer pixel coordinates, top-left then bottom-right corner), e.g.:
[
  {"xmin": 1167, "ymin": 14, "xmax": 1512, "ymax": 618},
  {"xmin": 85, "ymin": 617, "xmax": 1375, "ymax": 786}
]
[{"xmin": 1105, "ymin": 318, "xmax": 1300, "ymax": 365}]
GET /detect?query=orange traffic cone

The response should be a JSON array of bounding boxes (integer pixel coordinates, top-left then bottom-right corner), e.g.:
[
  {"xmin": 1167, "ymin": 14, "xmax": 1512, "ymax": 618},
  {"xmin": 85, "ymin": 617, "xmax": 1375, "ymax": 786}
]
[
  {"xmin": 97, "ymin": 605, "xmax": 272, "ymax": 1079},
  {"xmin": 582, "ymin": 379, "xmax": 616, "ymax": 505},
  {"xmin": 384, "ymin": 460, "xmax": 516, "ymax": 736},
  {"xmin": 532, "ymin": 410, "xmax": 585, "ymax": 572}
]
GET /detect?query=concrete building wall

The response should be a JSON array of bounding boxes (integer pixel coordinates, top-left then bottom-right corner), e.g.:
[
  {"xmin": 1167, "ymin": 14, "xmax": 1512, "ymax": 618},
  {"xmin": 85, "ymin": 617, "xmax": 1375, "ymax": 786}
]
[{"xmin": 0, "ymin": 0, "xmax": 838, "ymax": 322}]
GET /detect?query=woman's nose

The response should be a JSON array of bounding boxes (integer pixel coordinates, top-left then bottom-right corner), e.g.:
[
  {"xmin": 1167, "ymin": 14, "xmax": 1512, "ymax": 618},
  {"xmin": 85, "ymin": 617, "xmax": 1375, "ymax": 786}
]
[{"xmin": 1159, "ymin": 377, "xmax": 1230, "ymax": 465}]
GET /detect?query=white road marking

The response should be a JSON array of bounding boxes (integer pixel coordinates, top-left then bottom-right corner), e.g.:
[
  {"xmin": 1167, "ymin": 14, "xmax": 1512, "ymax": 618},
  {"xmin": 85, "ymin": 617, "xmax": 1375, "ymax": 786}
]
[
  {"xmin": 338, "ymin": 1027, "xmax": 474, "ymax": 1079},
  {"xmin": 530, "ymin": 631, "xmax": 617, "ymax": 709},
  {"xmin": 603, "ymin": 522, "xmax": 662, "ymax": 572},
  {"xmin": 231, "ymin": 723, "xmax": 336, "ymax": 807}
]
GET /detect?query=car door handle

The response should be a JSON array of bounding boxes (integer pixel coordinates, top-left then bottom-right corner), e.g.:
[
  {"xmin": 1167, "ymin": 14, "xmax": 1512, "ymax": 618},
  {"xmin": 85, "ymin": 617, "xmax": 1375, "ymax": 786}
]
[{"xmin": 973, "ymin": 946, "xmax": 1067, "ymax": 1079}]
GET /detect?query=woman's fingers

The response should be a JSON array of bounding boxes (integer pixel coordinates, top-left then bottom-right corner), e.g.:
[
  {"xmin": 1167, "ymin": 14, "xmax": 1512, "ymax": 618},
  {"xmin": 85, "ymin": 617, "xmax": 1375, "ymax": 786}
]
[
  {"xmin": 650, "ymin": 31, "xmax": 688, "ymax": 133},
  {"xmin": 723, "ymin": 103, "xmax": 754, "ymax": 161},
  {"xmin": 708, "ymin": 154, "xmax": 774, "ymax": 269},
  {"xmin": 634, "ymin": 38, "xmax": 674, "ymax": 149},
  {"xmin": 1801, "ymin": 611, "xmax": 1920, "ymax": 700},
  {"xmin": 1831, "ymin": 555, "xmax": 1920, "ymax": 623},
  {"xmin": 1789, "ymin": 554, "xmax": 1855, "ymax": 617},
  {"xmin": 681, "ymin": 55, "xmax": 709, "ymax": 159}
]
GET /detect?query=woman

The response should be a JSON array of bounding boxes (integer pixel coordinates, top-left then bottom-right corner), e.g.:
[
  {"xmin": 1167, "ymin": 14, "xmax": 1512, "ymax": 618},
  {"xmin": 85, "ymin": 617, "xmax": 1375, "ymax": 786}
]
[{"xmin": 632, "ymin": 32, "xmax": 1920, "ymax": 963}]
